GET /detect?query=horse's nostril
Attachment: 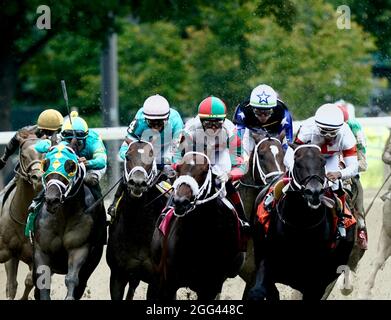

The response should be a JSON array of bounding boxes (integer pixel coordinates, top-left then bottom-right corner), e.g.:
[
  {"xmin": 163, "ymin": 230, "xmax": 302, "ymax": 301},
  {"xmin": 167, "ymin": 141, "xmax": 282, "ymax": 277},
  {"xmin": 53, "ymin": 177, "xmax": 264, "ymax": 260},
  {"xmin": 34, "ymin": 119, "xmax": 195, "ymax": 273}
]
[{"xmin": 128, "ymin": 180, "xmax": 135, "ymax": 186}]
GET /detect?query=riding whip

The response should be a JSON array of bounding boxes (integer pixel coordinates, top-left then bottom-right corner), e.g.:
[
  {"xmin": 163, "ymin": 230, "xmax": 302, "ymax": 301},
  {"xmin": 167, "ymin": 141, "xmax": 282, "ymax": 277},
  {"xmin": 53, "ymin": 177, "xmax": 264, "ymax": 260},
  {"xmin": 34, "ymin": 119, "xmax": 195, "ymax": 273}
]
[
  {"xmin": 61, "ymin": 80, "xmax": 72, "ymax": 125},
  {"xmin": 365, "ymin": 171, "xmax": 391, "ymax": 216}
]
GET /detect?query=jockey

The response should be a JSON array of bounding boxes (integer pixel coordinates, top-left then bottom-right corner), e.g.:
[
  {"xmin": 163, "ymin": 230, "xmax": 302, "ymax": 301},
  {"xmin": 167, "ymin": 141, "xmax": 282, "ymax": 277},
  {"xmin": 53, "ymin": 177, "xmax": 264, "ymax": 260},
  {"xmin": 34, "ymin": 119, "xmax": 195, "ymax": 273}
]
[
  {"xmin": 34, "ymin": 111, "xmax": 107, "ymax": 200},
  {"xmin": 0, "ymin": 109, "xmax": 63, "ymax": 171},
  {"xmin": 0, "ymin": 109, "xmax": 63, "ymax": 197},
  {"xmin": 175, "ymin": 96, "xmax": 249, "ymax": 232},
  {"xmin": 289, "ymin": 103, "xmax": 359, "ymax": 239},
  {"xmin": 233, "ymin": 84, "xmax": 293, "ymax": 150},
  {"xmin": 335, "ymin": 100, "xmax": 368, "ymax": 249},
  {"xmin": 107, "ymin": 94, "xmax": 184, "ymax": 218}
]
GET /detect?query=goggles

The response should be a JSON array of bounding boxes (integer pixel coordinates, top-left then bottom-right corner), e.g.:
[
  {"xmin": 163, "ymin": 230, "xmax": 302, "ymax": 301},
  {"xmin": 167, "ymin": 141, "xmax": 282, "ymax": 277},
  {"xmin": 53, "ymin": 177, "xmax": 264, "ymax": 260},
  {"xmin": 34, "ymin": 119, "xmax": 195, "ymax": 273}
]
[
  {"xmin": 201, "ymin": 119, "xmax": 224, "ymax": 129},
  {"xmin": 146, "ymin": 119, "xmax": 166, "ymax": 129},
  {"xmin": 62, "ymin": 130, "xmax": 88, "ymax": 140},
  {"xmin": 318, "ymin": 127, "xmax": 339, "ymax": 138},
  {"xmin": 253, "ymin": 108, "xmax": 273, "ymax": 118}
]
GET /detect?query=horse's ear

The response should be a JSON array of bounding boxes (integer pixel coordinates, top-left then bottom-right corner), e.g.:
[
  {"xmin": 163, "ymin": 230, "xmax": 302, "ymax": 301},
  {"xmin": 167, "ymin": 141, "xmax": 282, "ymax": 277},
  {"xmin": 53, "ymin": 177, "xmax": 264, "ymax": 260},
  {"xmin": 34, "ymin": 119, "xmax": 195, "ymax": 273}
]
[
  {"xmin": 69, "ymin": 138, "xmax": 78, "ymax": 152},
  {"xmin": 278, "ymin": 130, "xmax": 286, "ymax": 143},
  {"xmin": 41, "ymin": 158, "xmax": 50, "ymax": 172},
  {"xmin": 50, "ymin": 133, "xmax": 58, "ymax": 147}
]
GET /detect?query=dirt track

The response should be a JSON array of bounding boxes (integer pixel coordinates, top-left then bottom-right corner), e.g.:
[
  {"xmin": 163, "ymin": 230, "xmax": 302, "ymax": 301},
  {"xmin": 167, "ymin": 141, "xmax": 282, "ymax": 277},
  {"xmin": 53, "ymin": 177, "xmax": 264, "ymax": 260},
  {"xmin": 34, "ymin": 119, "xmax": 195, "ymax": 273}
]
[{"xmin": 1, "ymin": 190, "xmax": 390, "ymax": 300}]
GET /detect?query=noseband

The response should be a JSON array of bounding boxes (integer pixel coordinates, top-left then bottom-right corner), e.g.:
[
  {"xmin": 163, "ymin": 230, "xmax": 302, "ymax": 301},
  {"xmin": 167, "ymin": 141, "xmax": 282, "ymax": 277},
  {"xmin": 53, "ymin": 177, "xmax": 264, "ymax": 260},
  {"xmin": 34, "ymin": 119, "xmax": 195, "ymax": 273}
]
[
  {"xmin": 124, "ymin": 140, "xmax": 158, "ymax": 187},
  {"xmin": 172, "ymin": 152, "xmax": 225, "ymax": 216}
]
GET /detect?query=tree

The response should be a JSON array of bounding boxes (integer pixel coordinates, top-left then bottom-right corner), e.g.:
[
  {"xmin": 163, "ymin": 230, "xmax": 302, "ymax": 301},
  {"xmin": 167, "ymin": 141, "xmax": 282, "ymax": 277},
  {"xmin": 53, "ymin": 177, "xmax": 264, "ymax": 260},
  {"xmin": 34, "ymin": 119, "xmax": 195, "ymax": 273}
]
[{"xmin": 0, "ymin": 0, "xmax": 124, "ymax": 130}]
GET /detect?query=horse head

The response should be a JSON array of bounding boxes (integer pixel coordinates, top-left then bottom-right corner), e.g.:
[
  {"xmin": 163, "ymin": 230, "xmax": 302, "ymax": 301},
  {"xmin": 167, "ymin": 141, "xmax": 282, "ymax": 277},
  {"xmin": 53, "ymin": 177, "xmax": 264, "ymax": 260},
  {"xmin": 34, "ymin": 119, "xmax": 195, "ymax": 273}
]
[
  {"xmin": 17, "ymin": 131, "xmax": 44, "ymax": 191},
  {"xmin": 288, "ymin": 144, "xmax": 327, "ymax": 209},
  {"xmin": 124, "ymin": 139, "xmax": 157, "ymax": 198},
  {"xmin": 251, "ymin": 131, "xmax": 285, "ymax": 185},
  {"xmin": 41, "ymin": 143, "xmax": 83, "ymax": 213},
  {"xmin": 172, "ymin": 152, "xmax": 211, "ymax": 216}
]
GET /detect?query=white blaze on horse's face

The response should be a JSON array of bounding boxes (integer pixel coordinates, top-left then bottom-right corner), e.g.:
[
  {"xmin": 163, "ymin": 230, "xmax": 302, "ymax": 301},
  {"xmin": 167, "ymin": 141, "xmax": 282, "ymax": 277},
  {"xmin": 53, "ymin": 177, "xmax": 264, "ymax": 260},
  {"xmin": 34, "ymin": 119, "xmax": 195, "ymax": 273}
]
[
  {"xmin": 269, "ymin": 145, "xmax": 282, "ymax": 172},
  {"xmin": 138, "ymin": 149, "xmax": 145, "ymax": 154}
]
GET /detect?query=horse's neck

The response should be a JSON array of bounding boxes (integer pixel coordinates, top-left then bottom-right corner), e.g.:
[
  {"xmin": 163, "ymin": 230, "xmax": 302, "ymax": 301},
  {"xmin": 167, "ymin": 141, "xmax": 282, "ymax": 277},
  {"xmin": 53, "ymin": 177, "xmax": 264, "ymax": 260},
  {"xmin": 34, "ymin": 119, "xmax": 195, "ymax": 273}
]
[{"xmin": 14, "ymin": 178, "xmax": 36, "ymax": 214}]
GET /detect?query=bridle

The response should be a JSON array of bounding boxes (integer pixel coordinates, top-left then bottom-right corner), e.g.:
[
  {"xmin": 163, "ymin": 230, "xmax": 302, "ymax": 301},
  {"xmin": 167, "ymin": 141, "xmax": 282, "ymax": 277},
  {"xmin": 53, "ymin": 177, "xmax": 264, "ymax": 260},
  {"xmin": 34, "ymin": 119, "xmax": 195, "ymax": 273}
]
[
  {"xmin": 17, "ymin": 138, "xmax": 42, "ymax": 184},
  {"xmin": 172, "ymin": 151, "xmax": 226, "ymax": 216},
  {"xmin": 42, "ymin": 145, "xmax": 85, "ymax": 203},
  {"xmin": 276, "ymin": 144, "xmax": 329, "ymax": 230},
  {"xmin": 252, "ymin": 136, "xmax": 284, "ymax": 184},
  {"xmin": 123, "ymin": 140, "xmax": 158, "ymax": 188},
  {"xmin": 287, "ymin": 144, "xmax": 328, "ymax": 192}
]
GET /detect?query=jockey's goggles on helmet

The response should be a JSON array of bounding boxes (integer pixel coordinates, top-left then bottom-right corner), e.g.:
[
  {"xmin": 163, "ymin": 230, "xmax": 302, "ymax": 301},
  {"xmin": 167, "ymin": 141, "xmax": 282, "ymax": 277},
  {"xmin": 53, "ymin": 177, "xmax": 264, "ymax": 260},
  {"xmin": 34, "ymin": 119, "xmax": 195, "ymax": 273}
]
[
  {"xmin": 61, "ymin": 130, "xmax": 88, "ymax": 140},
  {"xmin": 146, "ymin": 119, "xmax": 166, "ymax": 129},
  {"xmin": 253, "ymin": 107, "xmax": 273, "ymax": 118},
  {"xmin": 318, "ymin": 127, "xmax": 339, "ymax": 138},
  {"xmin": 201, "ymin": 119, "xmax": 224, "ymax": 129}
]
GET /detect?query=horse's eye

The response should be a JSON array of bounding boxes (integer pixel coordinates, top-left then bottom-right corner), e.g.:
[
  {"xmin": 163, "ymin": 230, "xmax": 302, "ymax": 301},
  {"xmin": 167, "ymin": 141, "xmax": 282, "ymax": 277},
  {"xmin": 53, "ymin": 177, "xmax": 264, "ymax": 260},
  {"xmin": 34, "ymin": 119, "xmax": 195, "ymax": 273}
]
[{"xmin": 125, "ymin": 155, "xmax": 130, "ymax": 161}]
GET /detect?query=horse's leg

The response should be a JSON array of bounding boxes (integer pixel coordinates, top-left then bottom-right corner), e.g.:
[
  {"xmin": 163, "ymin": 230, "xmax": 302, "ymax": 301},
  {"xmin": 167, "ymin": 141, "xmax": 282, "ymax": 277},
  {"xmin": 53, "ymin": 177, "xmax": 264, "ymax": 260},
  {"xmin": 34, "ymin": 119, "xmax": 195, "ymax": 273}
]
[
  {"xmin": 247, "ymin": 259, "xmax": 270, "ymax": 300},
  {"xmin": 20, "ymin": 263, "xmax": 34, "ymax": 300},
  {"xmin": 64, "ymin": 246, "xmax": 89, "ymax": 300},
  {"xmin": 33, "ymin": 248, "xmax": 52, "ymax": 300},
  {"xmin": 109, "ymin": 269, "xmax": 128, "ymax": 300},
  {"xmin": 73, "ymin": 244, "xmax": 104, "ymax": 300},
  {"xmin": 364, "ymin": 227, "xmax": 391, "ymax": 297},
  {"xmin": 125, "ymin": 277, "xmax": 140, "ymax": 300},
  {"xmin": 5, "ymin": 258, "xmax": 19, "ymax": 299}
]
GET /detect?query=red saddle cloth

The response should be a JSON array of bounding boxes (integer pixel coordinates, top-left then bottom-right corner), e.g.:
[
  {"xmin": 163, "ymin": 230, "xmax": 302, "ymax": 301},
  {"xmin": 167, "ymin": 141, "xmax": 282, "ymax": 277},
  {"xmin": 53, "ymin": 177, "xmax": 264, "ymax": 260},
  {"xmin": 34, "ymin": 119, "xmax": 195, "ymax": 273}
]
[
  {"xmin": 256, "ymin": 188, "xmax": 357, "ymax": 245},
  {"xmin": 256, "ymin": 187, "xmax": 274, "ymax": 234},
  {"xmin": 158, "ymin": 207, "xmax": 175, "ymax": 236}
]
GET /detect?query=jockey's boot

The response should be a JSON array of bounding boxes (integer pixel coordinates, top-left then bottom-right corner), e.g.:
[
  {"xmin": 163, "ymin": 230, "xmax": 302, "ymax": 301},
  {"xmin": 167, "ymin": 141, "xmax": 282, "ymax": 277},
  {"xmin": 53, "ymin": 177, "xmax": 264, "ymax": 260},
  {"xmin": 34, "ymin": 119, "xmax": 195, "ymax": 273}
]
[
  {"xmin": 335, "ymin": 191, "xmax": 346, "ymax": 240},
  {"xmin": 107, "ymin": 182, "xmax": 125, "ymax": 221},
  {"xmin": 225, "ymin": 181, "xmax": 251, "ymax": 236}
]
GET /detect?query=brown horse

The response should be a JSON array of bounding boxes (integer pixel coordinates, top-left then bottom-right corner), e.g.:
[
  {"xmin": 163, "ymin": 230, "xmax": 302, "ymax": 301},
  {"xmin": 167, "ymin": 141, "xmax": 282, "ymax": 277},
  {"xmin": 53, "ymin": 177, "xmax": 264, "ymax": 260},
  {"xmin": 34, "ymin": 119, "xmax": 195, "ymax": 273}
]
[
  {"xmin": 236, "ymin": 131, "xmax": 285, "ymax": 296},
  {"xmin": 0, "ymin": 132, "xmax": 43, "ymax": 299},
  {"xmin": 150, "ymin": 152, "xmax": 245, "ymax": 300},
  {"xmin": 106, "ymin": 140, "xmax": 167, "ymax": 300},
  {"xmin": 32, "ymin": 142, "xmax": 106, "ymax": 300}
]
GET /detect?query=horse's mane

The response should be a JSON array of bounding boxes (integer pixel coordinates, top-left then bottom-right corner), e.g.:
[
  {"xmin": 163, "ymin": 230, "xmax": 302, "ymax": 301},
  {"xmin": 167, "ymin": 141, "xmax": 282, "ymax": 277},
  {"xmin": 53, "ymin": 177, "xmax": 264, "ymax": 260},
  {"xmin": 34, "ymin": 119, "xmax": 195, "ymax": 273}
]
[{"xmin": 17, "ymin": 128, "xmax": 37, "ymax": 140}]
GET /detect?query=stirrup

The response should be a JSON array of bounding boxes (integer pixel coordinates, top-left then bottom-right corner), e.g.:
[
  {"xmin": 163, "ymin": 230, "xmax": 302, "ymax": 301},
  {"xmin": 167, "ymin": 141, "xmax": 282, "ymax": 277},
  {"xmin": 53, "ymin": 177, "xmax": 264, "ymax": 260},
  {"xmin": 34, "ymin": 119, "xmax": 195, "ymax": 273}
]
[{"xmin": 336, "ymin": 224, "xmax": 346, "ymax": 239}]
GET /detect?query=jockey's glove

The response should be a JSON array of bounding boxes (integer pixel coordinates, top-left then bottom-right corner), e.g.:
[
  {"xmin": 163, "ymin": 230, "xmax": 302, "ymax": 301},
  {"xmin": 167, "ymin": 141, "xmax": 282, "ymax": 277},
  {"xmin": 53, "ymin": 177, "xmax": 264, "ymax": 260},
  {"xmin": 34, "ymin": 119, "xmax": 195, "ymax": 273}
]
[
  {"xmin": 163, "ymin": 164, "xmax": 176, "ymax": 179},
  {"xmin": 84, "ymin": 172, "xmax": 99, "ymax": 187}
]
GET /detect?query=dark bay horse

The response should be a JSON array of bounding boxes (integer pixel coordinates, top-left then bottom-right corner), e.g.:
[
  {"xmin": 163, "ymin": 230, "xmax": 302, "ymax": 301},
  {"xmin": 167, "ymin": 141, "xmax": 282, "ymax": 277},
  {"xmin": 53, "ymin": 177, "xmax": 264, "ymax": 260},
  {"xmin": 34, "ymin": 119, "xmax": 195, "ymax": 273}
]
[
  {"xmin": 33, "ymin": 143, "xmax": 106, "ymax": 300},
  {"xmin": 248, "ymin": 144, "xmax": 355, "ymax": 300},
  {"xmin": 150, "ymin": 152, "xmax": 245, "ymax": 300},
  {"xmin": 106, "ymin": 140, "xmax": 167, "ymax": 300},
  {"xmin": 236, "ymin": 131, "xmax": 285, "ymax": 296},
  {"xmin": 0, "ymin": 132, "xmax": 43, "ymax": 299}
]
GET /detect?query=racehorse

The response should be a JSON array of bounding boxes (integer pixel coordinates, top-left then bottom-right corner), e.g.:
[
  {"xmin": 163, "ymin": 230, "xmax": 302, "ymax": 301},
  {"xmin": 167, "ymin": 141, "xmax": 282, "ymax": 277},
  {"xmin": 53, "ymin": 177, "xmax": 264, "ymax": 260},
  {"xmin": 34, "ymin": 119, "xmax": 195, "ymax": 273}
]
[
  {"xmin": 32, "ymin": 142, "xmax": 106, "ymax": 300},
  {"xmin": 0, "ymin": 131, "xmax": 43, "ymax": 299},
  {"xmin": 150, "ymin": 152, "xmax": 245, "ymax": 300},
  {"xmin": 106, "ymin": 140, "xmax": 167, "ymax": 300},
  {"xmin": 235, "ymin": 131, "xmax": 285, "ymax": 296},
  {"xmin": 364, "ymin": 195, "xmax": 391, "ymax": 297},
  {"xmin": 248, "ymin": 144, "xmax": 356, "ymax": 300}
]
